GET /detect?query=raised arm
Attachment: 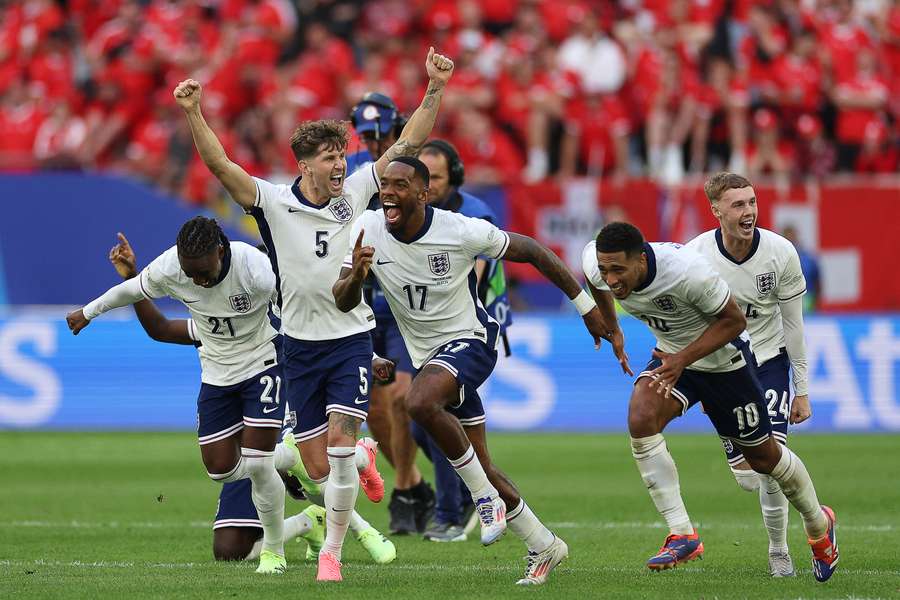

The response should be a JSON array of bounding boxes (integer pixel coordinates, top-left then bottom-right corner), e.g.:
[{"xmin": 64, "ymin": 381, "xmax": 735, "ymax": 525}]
[
  {"xmin": 174, "ymin": 79, "xmax": 257, "ymax": 208},
  {"xmin": 333, "ymin": 230, "xmax": 374, "ymax": 312},
  {"xmin": 374, "ymin": 48, "xmax": 454, "ymax": 178},
  {"xmin": 109, "ymin": 233, "xmax": 195, "ymax": 345}
]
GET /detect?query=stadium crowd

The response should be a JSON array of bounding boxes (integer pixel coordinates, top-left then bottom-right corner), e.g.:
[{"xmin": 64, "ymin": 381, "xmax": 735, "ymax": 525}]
[{"xmin": 1, "ymin": 0, "xmax": 899, "ymax": 204}]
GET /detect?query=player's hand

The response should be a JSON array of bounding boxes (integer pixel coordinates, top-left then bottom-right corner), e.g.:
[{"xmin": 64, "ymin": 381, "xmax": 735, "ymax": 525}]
[
  {"xmin": 790, "ymin": 394, "xmax": 812, "ymax": 424},
  {"xmin": 66, "ymin": 308, "xmax": 91, "ymax": 335},
  {"xmin": 173, "ymin": 79, "xmax": 202, "ymax": 111},
  {"xmin": 372, "ymin": 356, "xmax": 396, "ymax": 384},
  {"xmin": 109, "ymin": 232, "xmax": 138, "ymax": 280},
  {"xmin": 425, "ymin": 46, "xmax": 454, "ymax": 86},
  {"xmin": 648, "ymin": 349, "xmax": 686, "ymax": 399},
  {"xmin": 351, "ymin": 230, "xmax": 375, "ymax": 281},
  {"xmin": 606, "ymin": 326, "xmax": 633, "ymax": 376}
]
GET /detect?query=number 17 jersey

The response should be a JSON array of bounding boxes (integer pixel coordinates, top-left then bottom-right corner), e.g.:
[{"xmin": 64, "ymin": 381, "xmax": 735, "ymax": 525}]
[{"xmin": 346, "ymin": 206, "xmax": 510, "ymax": 369}]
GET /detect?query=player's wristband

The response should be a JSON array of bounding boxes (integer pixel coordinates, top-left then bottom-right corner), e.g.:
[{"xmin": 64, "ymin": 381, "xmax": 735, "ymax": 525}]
[{"xmin": 572, "ymin": 289, "xmax": 597, "ymax": 316}]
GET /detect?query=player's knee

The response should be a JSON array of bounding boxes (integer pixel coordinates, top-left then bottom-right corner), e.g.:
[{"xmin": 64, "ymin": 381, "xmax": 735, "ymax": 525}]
[
  {"xmin": 628, "ymin": 395, "xmax": 663, "ymax": 437},
  {"xmin": 404, "ymin": 388, "xmax": 440, "ymax": 422},
  {"xmin": 213, "ymin": 530, "xmax": 255, "ymax": 561},
  {"xmin": 205, "ymin": 457, "xmax": 242, "ymax": 482},
  {"xmin": 732, "ymin": 468, "xmax": 760, "ymax": 492},
  {"xmin": 741, "ymin": 442, "xmax": 780, "ymax": 474}
]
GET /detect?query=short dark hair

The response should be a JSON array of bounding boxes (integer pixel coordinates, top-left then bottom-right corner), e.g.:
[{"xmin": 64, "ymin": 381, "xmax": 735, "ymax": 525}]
[
  {"xmin": 290, "ymin": 120, "xmax": 349, "ymax": 160},
  {"xmin": 596, "ymin": 222, "xmax": 645, "ymax": 256},
  {"xmin": 177, "ymin": 216, "xmax": 227, "ymax": 258},
  {"xmin": 390, "ymin": 156, "xmax": 430, "ymax": 187}
]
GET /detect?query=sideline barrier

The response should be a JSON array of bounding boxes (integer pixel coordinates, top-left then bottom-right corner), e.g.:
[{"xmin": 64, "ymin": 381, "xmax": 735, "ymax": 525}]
[{"xmin": 1, "ymin": 314, "xmax": 898, "ymax": 431}]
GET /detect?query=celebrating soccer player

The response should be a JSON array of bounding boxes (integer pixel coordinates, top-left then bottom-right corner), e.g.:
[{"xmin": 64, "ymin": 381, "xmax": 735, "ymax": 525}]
[
  {"xmin": 66, "ymin": 218, "xmax": 290, "ymax": 574},
  {"xmin": 583, "ymin": 222, "xmax": 839, "ymax": 582},
  {"xmin": 686, "ymin": 172, "xmax": 812, "ymax": 576},
  {"xmin": 333, "ymin": 157, "xmax": 619, "ymax": 585},
  {"xmin": 174, "ymin": 46, "xmax": 454, "ymax": 582}
]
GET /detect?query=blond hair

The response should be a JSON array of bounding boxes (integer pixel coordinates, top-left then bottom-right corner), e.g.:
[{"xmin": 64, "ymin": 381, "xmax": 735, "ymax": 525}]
[{"xmin": 703, "ymin": 172, "xmax": 752, "ymax": 204}]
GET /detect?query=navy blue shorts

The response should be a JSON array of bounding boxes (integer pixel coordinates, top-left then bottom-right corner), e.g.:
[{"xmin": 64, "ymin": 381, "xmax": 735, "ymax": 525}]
[
  {"xmin": 636, "ymin": 349, "xmax": 772, "ymax": 447},
  {"xmin": 419, "ymin": 336, "xmax": 498, "ymax": 427},
  {"xmin": 282, "ymin": 331, "xmax": 373, "ymax": 442},
  {"xmin": 197, "ymin": 363, "xmax": 285, "ymax": 446},
  {"xmin": 722, "ymin": 351, "xmax": 791, "ymax": 465},
  {"xmin": 214, "ymin": 479, "xmax": 261, "ymax": 530},
  {"xmin": 371, "ymin": 316, "xmax": 414, "ymax": 375}
]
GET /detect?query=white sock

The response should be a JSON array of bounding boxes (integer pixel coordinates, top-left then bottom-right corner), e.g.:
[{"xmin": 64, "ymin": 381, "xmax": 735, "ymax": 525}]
[
  {"xmin": 306, "ymin": 476, "xmax": 327, "ymax": 507},
  {"xmin": 354, "ymin": 444, "xmax": 369, "ymax": 472},
  {"xmin": 768, "ymin": 446, "xmax": 827, "ymax": 539},
  {"xmin": 322, "ymin": 447, "xmax": 359, "ymax": 561},
  {"xmin": 732, "ymin": 468, "xmax": 760, "ymax": 493},
  {"xmin": 349, "ymin": 510, "xmax": 371, "ymax": 536},
  {"xmin": 283, "ymin": 512, "xmax": 314, "ymax": 541},
  {"xmin": 507, "ymin": 499, "xmax": 554, "ymax": 553},
  {"xmin": 631, "ymin": 435, "xmax": 694, "ymax": 535},
  {"xmin": 448, "ymin": 445, "xmax": 498, "ymax": 501},
  {"xmin": 243, "ymin": 448, "xmax": 286, "ymax": 556},
  {"xmin": 273, "ymin": 441, "xmax": 298, "ymax": 471},
  {"xmin": 758, "ymin": 473, "xmax": 789, "ymax": 553},
  {"xmin": 208, "ymin": 456, "xmax": 250, "ymax": 483}
]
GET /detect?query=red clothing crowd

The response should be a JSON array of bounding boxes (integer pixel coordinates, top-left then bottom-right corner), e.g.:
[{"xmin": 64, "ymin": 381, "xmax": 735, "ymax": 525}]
[{"xmin": 1, "ymin": 0, "xmax": 898, "ymax": 204}]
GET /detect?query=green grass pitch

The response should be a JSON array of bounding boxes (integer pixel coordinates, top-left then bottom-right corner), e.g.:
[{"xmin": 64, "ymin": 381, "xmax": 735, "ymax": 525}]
[{"xmin": 1, "ymin": 432, "xmax": 898, "ymax": 599}]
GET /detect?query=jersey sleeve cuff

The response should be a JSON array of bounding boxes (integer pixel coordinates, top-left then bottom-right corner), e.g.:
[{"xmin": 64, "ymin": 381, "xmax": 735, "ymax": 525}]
[
  {"xmin": 777, "ymin": 288, "xmax": 806, "ymax": 302},
  {"xmin": 708, "ymin": 292, "xmax": 730, "ymax": 316},
  {"xmin": 493, "ymin": 231, "xmax": 511, "ymax": 259}
]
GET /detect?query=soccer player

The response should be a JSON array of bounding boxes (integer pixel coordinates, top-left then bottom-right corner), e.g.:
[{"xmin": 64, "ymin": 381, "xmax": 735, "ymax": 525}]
[
  {"xmin": 333, "ymin": 157, "xmax": 614, "ymax": 585},
  {"xmin": 65, "ymin": 217, "xmax": 290, "ymax": 574},
  {"xmin": 415, "ymin": 139, "xmax": 512, "ymax": 542},
  {"xmin": 174, "ymin": 46, "xmax": 455, "ymax": 582},
  {"xmin": 347, "ymin": 92, "xmax": 436, "ymax": 535},
  {"xmin": 685, "ymin": 172, "xmax": 811, "ymax": 576},
  {"xmin": 582, "ymin": 222, "xmax": 839, "ymax": 582},
  {"xmin": 101, "ymin": 232, "xmax": 396, "ymax": 565}
]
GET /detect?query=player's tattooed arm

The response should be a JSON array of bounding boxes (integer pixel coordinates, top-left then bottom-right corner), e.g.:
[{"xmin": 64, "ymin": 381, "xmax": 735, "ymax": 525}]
[
  {"xmin": 374, "ymin": 48, "xmax": 454, "ymax": 178},
  {"xmin": 173, "ymin": 79, "xmax": 257, "ymax": 208},
  {"xmin": 109, "ymin": 233, "xmax": 195, "ymax": 346},
  {"xmin": 333, "ymin": 231, "xmax": 374, "ymax": 312},
  {"xmin": 503, "ymin": 233, "xmax": 614, "ymax": 353}
]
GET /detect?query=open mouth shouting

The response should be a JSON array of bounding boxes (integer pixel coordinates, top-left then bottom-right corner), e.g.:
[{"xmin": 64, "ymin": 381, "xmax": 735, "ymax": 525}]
[{"xmin": 383, "ymin": 200, "xmax": 402, "ymax": 226}]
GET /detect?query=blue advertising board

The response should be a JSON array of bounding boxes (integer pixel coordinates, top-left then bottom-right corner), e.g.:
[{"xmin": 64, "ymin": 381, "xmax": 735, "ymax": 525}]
[{"xmin": 1, "ymin": 314, "xmax": 898, "ymax": 432}]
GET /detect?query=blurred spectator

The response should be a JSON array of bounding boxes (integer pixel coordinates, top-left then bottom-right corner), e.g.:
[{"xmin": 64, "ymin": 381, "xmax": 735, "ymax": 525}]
[
  {"xmin": 1, "ymin": 0, "xmax": 898, "ymax": 204},
  {"xmin": 33, "ymin": 100, "xmax": 86, "ymax": 169},
  {"xmin": 831, "ymin": 49, "xmax": 889, "ymax": 170},
  {"xmin": 781, "ymin": 225, "xmax": 821, "ymax": 313},
  {"xmin": 452, "ymin": 108, "xmax": 524, "ymax": 185}
]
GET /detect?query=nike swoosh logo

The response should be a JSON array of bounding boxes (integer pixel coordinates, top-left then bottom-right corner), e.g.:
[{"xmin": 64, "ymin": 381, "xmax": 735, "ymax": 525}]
[
  {"xmin": 738, "ymin": 428, "xmax": 759, "ymax": 439},
  {"xmin": 288, "ymin": 207, "xmax": 302, "ymax": 213},
  {"xmin": 353, "ymin": 397, "xmax": 367, "ymax": 405},
  {"xmin": 262, "ymin": 405, "xmax": 279, "ymax": 414},
  {"xmin": 376, "ymin": 259, "xmax": 394, "ymax": 265},
  {"xmin": 332, "ymin": 508, "xmax": 351, "ymax": 512},
  {"xmin": 183, "ymin": 299, "xmax": 199, "ymax": 304}
]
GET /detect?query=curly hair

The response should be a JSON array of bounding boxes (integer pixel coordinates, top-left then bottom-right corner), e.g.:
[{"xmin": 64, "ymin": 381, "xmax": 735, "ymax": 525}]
[
  {"xmin": 596, "ymin": 222, "xmax": 645, "ymax": 257},
  {"xmin": 289, "ymin": 120, "xmax": 349, "ymax": 160},
  {"xmin": 176, "ymin": 216, "xmax": 227, "ymax": 258}
]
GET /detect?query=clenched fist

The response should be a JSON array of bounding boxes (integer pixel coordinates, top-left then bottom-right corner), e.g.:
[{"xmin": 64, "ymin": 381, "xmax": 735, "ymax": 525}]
[
  {"xmin": 425, "ymin": 47, "xmax": 454, "ymax": 86},
  {"xmin": 173, "ymin": 79, "xmax": 202, "ymax": 111}
]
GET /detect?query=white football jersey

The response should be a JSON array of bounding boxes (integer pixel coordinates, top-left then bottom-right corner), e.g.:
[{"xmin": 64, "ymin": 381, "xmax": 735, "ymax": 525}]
[
  {"xmin": 140, "ymin": 242, "xmax": 279, "ymax": 386},
  {"xmin": 250, "ymin": 165, "xmax": 377, "ymax": 341},
  {"xmin": 686, "ymin": 228, "xmax": 806, "ymax": 365},
  {"xmin": 582, "ymin": 240, "xmax": 749, "ymax": 373},
  {"xmin": 345, "ymin": 206, "xmax": 509, "ymax": 368}
]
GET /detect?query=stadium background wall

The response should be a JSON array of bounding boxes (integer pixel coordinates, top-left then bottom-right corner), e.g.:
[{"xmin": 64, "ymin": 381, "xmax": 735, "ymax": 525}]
[{"xmin": 1, "ymin": 315, "xmax": 898, "ymax": 432}]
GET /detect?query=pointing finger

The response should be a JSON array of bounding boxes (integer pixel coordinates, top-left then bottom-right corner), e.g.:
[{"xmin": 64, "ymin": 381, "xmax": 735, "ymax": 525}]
[{"xmin": 355, "ymin": 229, "xmax": 364, "ymax": 249}]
